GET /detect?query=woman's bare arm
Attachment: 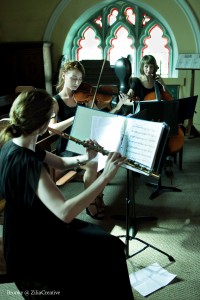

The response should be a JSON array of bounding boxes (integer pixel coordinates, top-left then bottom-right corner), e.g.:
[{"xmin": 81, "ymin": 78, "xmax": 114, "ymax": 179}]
[{"xmin": 37, "ymin": 152, "xmax": 127, "ymax": 223}]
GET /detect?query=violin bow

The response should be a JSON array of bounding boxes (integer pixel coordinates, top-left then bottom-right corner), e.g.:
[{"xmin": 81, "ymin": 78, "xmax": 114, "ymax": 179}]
[{"xmin": 90, "ymin": 57, "xmax": 106, "ymax": 109}]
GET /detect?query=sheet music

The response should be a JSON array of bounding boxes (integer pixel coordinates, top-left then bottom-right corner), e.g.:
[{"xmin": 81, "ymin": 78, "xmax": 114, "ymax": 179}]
[
  {"xmin": 124, "ymin": 118, "xmax": 164, "ymax": 169},
  {"xmin": 67, "ymin": 106, "xmax": 166, "ymax": 174},
  {"xmin": 90, "ymin": 116, "xmax": 126, "ymax": 170},
  {"xmin": 67, "ymin": 106, "xmax": 125, "ymax": 155},
  {"xmin": 90, "ymin": 116, "xmax": 164, "ymax": 172}
]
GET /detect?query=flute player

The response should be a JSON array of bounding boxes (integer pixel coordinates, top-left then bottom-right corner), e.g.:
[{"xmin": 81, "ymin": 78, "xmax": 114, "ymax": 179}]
[{"xmin": 0, "ymin": 89, "xmax": 134, "ymax": 300}]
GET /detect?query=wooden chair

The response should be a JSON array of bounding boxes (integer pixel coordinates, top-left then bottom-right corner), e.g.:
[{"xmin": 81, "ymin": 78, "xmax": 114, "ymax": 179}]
[
  {"xmin": 15, "ymin": 86, "xmax": 35, "ymax": 93},
  {"xmin": 37, "ymin": 132, "xmax": 79, "ymax": 186}
]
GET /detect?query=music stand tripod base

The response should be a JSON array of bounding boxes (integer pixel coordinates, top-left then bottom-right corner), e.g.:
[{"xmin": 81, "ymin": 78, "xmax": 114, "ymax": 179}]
[
  {"xmin": 118, "ymin": 169, "xmax": 175, "ymax": 261},
  {"xmin": 147, "ymin": 178, "xmax": 182, "ymax": 200},
  {"xmin": 123, "ymin": 236, "xmax": 176, "ymax": 262}
]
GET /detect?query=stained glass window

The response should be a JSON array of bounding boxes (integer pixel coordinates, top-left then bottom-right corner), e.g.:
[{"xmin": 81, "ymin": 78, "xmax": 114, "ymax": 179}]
[{"xmin": 71, "ymin": 1, "xmax": 172, "ymax": 77}]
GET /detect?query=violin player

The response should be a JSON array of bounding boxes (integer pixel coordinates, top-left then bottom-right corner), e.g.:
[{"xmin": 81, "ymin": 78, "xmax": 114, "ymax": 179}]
[{"xmin": 49, "ymin": 60, "xmax": 129, "ymax": 219}]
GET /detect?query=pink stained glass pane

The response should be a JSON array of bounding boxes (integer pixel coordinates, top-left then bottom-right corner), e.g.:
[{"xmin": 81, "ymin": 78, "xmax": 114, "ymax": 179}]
[
  {"xmin": 143, "ymin": 25, "xmax": 169, "ymax": 77},
  {"xmin": 108, "ymin": 8, "xmax": 118, "ymax": 26},
  {"xmin": 109, "ymin": 26, "xmax": 134, "ymax": 65},
  {"xmin": 125, "ymin": 7, "xmax": 136, "ymax": 25},
  {"xmin": 77, "ymin": 27, "xmax": 102, "ymax": 61}
]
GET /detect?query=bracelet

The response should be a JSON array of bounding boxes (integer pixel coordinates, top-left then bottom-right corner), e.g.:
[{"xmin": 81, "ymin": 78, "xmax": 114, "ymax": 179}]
[
  {"xmin": 76, "ymin": 156, "xmax": 87, "ymax": 167},
  {"xmin": 76, "ymin": 157, "xmax": 82, "ymax": 167}
]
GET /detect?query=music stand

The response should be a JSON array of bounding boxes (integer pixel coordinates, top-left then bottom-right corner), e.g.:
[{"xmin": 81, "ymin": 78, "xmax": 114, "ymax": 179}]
[
  {"xmin": 175, "ymin": 95, "xmax": 198, "ymax": 124},
  {"xmin": 136, "ymin": 100, "xmax": 182, "ymax": 200},
  {"xmin": 118, "ymin": 168, "xmax": 175, "ymax": 261},
  {"xmin": 113, "ymin": 111, "xmax": 175, "ymax": 261},
  {"xmin": 173, "ymin": 95, "xmax": 199, "ymax": 138},
  {"xmin": 137, "ymin": 100, "xmax": 179, "ymax": 136}
]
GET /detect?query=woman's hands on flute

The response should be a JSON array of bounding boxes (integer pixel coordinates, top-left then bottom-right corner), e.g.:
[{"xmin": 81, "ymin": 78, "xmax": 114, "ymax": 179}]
[
  {"xmin": 101, "ymin": 152, "xmax": 127, "ymax": 182},
  {"xmin": 84, "ymin": 141, "xmax": 128, "ymax": 182},
  {"xmin": 84, "ymin": 139, "xmax": 101, "ymax": 161}
]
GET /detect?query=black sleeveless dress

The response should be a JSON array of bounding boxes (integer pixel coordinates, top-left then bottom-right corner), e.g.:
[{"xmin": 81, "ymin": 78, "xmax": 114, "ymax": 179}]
[
  {"xmin": 54, "ymin": 94, "xmax": 85, "ymax": 156},
  {"xmin": 0, "ymin": 140, "xmax": 134, "ymax": 299}
]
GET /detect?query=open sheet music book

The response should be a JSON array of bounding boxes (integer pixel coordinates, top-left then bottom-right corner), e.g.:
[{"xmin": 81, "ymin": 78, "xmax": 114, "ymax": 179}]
[{"xmin": 67, "ymin": 106, "xmax": 170, "ymax": 176}]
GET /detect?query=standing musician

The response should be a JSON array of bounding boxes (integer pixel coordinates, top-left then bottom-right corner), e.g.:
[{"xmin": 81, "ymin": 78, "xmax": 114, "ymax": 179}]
[
  {"xmin": 50, "ymin": 60, "xmax": 129, "ymax": 220},
  {"xmin": 125, "ymin": 55, "xmax": 184, "ymax": 160}
]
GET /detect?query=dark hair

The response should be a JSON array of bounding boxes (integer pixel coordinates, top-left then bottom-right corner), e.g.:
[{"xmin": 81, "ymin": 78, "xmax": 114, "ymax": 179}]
[
  {"xmin": 0, "ymin": 89, "xmax": 55, "ymax": 145},
  {"xmin": 56, "ymin": 60, "xmax": 85, "ymax": 92},
  {"xmin": 140, "ymin": 55, "xmax": 159, "ymax": 77}
]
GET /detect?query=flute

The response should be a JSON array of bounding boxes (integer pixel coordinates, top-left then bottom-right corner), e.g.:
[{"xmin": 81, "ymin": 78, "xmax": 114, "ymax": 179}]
[{"xmin": 48, "ymin": 127, "xmax": 160, "ymax": 179}]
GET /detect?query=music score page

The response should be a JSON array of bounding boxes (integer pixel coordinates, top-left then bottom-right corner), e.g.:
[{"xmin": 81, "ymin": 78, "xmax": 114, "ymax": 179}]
[
  {"xmin": 90, "ymin": 116, "xmax": 165, "ymax": 172},
  {"xmin": 123, "ymin": 118, "xmax": 165, "ymax": 168},
  {"xmin": 67, "ymin": 106, "xmax": 166, "ymax": 175}
]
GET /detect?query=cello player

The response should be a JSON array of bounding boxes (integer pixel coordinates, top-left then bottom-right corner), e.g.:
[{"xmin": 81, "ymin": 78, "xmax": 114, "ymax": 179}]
[{"xmin": 124, "ymin": 55, "xmax": 184, "ymax": 173}]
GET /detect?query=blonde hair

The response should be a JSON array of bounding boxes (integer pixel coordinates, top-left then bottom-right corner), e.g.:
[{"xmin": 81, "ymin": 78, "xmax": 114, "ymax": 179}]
[
  {"xmin": 0, "ymin": 89, "xmax": 54, "ymax": 146},
  {"xmin": 56, "ymin": 61, "xmax": 85, "ymax": 92}
]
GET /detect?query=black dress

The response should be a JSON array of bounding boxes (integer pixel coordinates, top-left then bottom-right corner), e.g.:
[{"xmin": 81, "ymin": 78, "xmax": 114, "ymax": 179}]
[
  {"xmin": 54, "ymin": 94, "xmax": 84, "ymax": 156},
  {"xmin": 129, "ymin": 77, "xmax": 162, "ymax": 100},
  {"xmin": 0, "ymin": 140, "xmax": 134, "ymax": 299},
  {"xmin": 128, "ymin": 77, "xmax": 165, "ymax": 115}
]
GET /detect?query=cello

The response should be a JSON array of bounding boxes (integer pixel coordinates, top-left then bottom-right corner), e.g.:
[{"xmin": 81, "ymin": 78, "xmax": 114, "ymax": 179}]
[
  {"xmin": 144, "ymin": 78, "xmax": 184, "ymax": 155},
  {"xmin": 143, "ymin": 80, "xmax": 183, "ymax": 199},
  {"xmin": 112, "ymin": 57, "xmax": 134, "ymax": 114}
]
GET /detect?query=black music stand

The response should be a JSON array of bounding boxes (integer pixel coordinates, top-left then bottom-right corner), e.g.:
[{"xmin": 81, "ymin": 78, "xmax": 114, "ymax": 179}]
[
  {"xmin": 118, "ymin": 168, "xmax": 175, "ymax": 261},
  {"xmin": 169, "ymin": 95, "xmax": 198, "ymax": 170},
  {"xmin": 175, "ymin": 95, "xmax": 198, "ymax": 124},
  {"xmin": 174, "ymin": 95, "xmax": 199, "ymax": 138},
  {"xmin": 114, "ymin": 112, "xmax": 175, "ymax": 261},
  {"xmin": 137, "ymin": 100, "xmax": 182, "ymax": 200},
  {"xmin": 137, "ymin": 100, "xmax": 179, "ymax": 137}
]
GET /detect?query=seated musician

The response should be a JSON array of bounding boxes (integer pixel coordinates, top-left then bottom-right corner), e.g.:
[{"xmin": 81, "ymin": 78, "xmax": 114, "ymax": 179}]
[
  {"xmin": 124, "ymin": 55, "xmax": 184, "ymax": 174},
  {"xmin": 49, "ymin": 60, "xmax": 129, "ymax": 219},
  {"xmin": 0, "ymin": 89, "xmax": 134, "ymax": 299}
]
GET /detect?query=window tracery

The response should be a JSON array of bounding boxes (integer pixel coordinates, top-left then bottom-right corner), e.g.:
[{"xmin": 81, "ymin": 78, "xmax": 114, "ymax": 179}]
[{"xmin": 71, "ymin": 1, "xmax": 172, "ymax": 77}]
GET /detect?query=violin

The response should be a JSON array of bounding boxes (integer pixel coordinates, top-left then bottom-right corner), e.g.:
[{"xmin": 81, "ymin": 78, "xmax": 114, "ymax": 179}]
[
  {"xmin": 74, "ymin": 82, "xmax": 119, "ymax": 110},
  {"xmin": 144, "ymin": 78, "xmax": 184, "ymax": 154},
  {"xmin": 75, "ymin": 57, "xmax": 134, "ymax": 111},
  {"xmin": 74, "ymin": 58, "xmax": 119, "ymax": 110},
  {"xmin": 74, "ymin": 81, "xmax": 94, "ymax": 104}
]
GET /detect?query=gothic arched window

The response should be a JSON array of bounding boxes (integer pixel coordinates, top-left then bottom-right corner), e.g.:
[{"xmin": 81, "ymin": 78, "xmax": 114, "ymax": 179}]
[{"xmin": 69, "ymin": 1, "xmax": 173, "ymax": 77}]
